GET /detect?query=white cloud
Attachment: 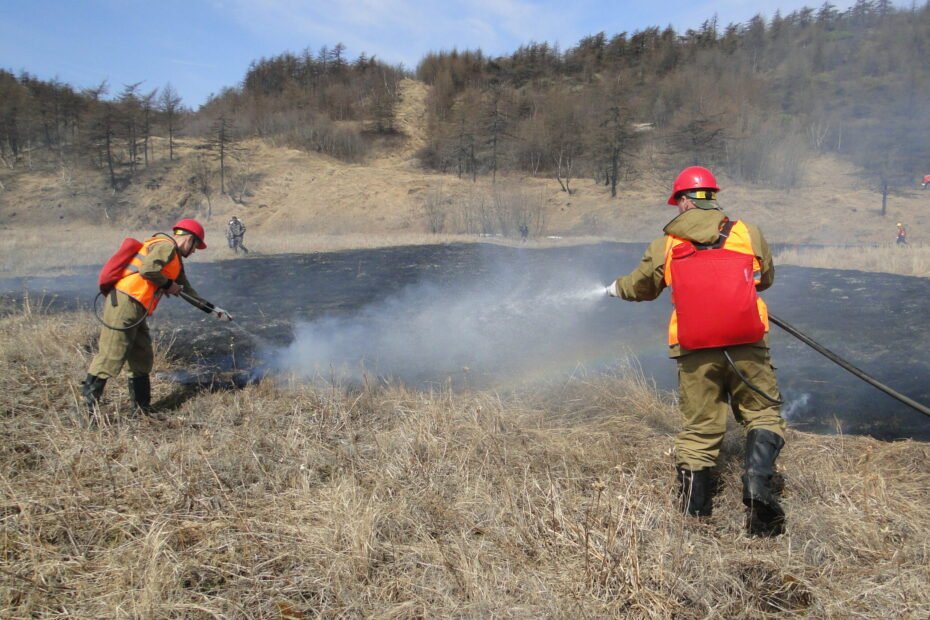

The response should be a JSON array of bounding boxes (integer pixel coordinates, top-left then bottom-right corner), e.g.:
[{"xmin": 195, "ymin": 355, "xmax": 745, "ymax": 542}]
[{"xmin": 216, "ymin": 0, "xmax": 580, "ymax": 67}]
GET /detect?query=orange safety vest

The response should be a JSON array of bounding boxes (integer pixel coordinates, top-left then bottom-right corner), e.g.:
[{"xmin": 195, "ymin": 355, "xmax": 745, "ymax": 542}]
[
  {"xmin": 663, "ymin": 220, "xmax": 769, "ymax": 347},
  {"xmin": 114, "ymin": 235, "xmax": 182, "ymax": 315}
]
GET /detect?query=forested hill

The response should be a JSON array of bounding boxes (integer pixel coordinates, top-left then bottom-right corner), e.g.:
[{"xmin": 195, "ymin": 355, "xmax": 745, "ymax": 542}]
[
  {"xmin": 2, "ymin": 2, "xmax": 930, "ymax": 199},
  {"xmin": 413, "ymin": 1, "xmax": 930, "ymax": 194}
]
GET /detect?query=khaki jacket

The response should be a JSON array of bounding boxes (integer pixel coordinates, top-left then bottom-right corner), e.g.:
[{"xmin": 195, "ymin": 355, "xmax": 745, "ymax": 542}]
[
  {"xmin": 613, "ymin": 207, "xmax": 775, "ymax": 357},
  {"xmin": 134, "ymin": 234, "xmax": 208, "ymax": 309}
]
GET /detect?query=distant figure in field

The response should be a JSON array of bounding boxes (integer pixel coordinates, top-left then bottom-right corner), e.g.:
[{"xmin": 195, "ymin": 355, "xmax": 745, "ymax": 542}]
[
  {"xmin": 896, "ymin": 222, "xmax": 907, "ymax": 245},
  {"xmin": 519, "ymin": 222, "xmax": 529, "ymax": 243},
  {"xmin": 226, "ymin": 216, "xmax": 249, "ymax": 254},
  {"xmin": 922, "ymin": 175, "xmax": 930, "ymax": 189}
]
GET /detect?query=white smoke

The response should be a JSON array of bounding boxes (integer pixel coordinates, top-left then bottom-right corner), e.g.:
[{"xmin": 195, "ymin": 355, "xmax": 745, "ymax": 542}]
[
  {"xmin": 269, "ymin": 266, "xmax": 618, "ymax": 384},
  {"xmin": 781, "ymin": 392, "xmax": 811, "ymax": 422}
]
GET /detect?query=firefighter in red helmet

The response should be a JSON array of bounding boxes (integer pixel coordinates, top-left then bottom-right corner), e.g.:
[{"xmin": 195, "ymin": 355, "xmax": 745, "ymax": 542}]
[
  {"xmin": 896, "ymin": 222, "xmax": 907, "ymax": 245},
  {"xmin": 82, "ymin": 219, "xmax": 233, "ymax": 420},
  {"xmin": 606, "ymin": 166, "xmax": 787, "ymax": 536}
]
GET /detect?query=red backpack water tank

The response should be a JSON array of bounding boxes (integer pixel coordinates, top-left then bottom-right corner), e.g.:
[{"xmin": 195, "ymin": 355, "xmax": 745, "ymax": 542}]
[
  {"xmin": 98, "ymin": 238, "xmax": 143, "ymax": 295},
  {"xmin": 669, "ymin": 239, "xmax": 765, "ymax": 350}
]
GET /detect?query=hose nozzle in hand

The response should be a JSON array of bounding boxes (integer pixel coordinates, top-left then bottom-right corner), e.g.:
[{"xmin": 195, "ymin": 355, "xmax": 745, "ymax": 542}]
[{"xmin": 213, "ymin": 306, "xmax": 234, "ymax": 321}]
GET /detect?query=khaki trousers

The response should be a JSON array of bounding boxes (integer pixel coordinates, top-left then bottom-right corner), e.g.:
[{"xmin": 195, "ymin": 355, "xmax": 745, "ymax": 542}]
[
  {"xmin": 675, "ymin": 345, "xmax": 786, "ymax": 470},
  {"xmin": 88, "ymin": 291, "xmax": 153, "ymax": 379}
]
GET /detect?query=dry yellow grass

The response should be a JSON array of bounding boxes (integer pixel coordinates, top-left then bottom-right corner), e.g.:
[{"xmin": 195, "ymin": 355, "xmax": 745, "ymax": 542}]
[
  {"xmin": 1, "ymin": 306, "xmax": 928, "ymax": 617},
  {"xmin": 2, "ymin": 78, "xmax": 929, "ymax": 618},
  {"xmin": 775, "ymin": 243, "xmax": 930, "ymax": 277}
]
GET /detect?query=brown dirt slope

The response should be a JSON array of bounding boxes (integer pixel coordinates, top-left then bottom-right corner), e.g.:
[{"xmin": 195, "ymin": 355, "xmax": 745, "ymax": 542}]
[{"xmin": 2, "ymin": 78, "xmax": 929, "ymax": 275}]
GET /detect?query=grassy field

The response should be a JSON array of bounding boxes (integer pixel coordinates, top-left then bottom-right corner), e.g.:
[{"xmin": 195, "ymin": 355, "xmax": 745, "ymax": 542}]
[
  {"xmin": 1, "ymin": 306, "xmax": 928, "ymax": 618},
  {"xmin": 6, "ymin": 217, "xmax": 930, "ymax": 282},
  {"xmin": 774, "ymin": 243, "xmax": 930, "ymax": 277},
  {"xmin": 3, "ymin": 74, "xmax": 929, "ymax": 618}
]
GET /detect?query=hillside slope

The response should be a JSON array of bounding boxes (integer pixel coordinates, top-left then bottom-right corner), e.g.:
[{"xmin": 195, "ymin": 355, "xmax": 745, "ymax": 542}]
[{"xmin": 1, "ymin": 78, "xmax": 928, "ymax": 275}]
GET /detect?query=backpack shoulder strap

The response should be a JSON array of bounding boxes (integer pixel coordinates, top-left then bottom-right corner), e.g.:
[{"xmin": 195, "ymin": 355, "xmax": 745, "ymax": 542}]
[{"xmin": 694, "ymin": 219, "xmax": 735, "ymax": 250}]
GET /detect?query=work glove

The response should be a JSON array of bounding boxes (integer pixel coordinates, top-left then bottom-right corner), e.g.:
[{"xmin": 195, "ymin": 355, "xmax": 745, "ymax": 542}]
[
  {"xmin": 213, "ymin": 306, "xmax": 234, "ymax": 321},
  {"xmin": 605, "ymin": 281, "xmax": 620, "ymax": 297}
]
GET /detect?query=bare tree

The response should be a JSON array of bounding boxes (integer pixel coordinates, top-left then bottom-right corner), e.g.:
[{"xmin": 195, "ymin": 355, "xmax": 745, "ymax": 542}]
[
  {"xmin": 483, "ymin": 83, "xmax": 513, "ymax": 183},
  {"xmin": 369, "ymin": 65, "xmax": 398, "ymax": 133},
  {"xmin": 669, "ymin": 112, "xmax": 727, "ymax": 168},
  {"xmin": 159, "ymin": 83, "xmax": 182, "ymax": 161},
  {"xmin": 190, "ymin": 153, "xmax": 214, "ymax": 220},
  {"xmin": 0, "ymin": 70, "xmax": 29, "ymax": 162},
  {"xmin": 592, "ymin": 100, "xmax": 638, "ymax": 198},
  {"xmin": 446, "ymin": 90, "xmax": 483, "ymax": 182},
  {"xmin": 422, "ymin": 185, "xmax": 447, "ymax": 233},
  {"xmin": 85, "ymin": 81, "xmax": 119, "ymax": 190},
  {"xmin": 547, "ymin": 93, "xmax": 583, "ymax": 194},
  {"xmin": 205, "ymin": 116, "xmax": 240, "ymax": 194},
  {"xmin": 227, "ymin": 153, "xmax": 260, "ymax": 205},
  {"xmin": 140, "ymin": 88, "xmax": 158, "ymax": 166},
  {"xmin": 118, "ymin": 82, "xmax": 143, "ymax": 175}
]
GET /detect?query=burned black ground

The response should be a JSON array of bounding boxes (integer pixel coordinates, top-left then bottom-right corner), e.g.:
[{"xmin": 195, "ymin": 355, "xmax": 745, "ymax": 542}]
[{"xmin": 3, "ymin": 242, "xmax": 928, "ymax": 440}]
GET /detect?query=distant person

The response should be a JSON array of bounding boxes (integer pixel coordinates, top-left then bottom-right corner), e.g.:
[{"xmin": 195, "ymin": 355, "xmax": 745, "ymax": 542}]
[
  {"xmin": 83, "ymin": 219, "xmax": 233, "ymax": 420},
  {"xmin": 922, "ymin": 175, "xmax": 930, "ymax": 189},
  {"xmin": 896, "ymin": 222, "xmax": 907, "ymax": 245},
  {"xmin": 519, "ymin": 222, "xmax": 529, "ymax": 243},
  {"xmin": 226, "ymin": 216, "xmax": 249, "ymax": 254},
  {"xmin": 606, "ymin": 166, "xmax": 787, "ymax": 537}
]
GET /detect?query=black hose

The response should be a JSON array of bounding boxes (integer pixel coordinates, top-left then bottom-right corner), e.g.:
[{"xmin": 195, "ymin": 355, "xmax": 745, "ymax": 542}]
[
  {"xmin": 723, "ymin": 349, "xmax": 783, "ymax": 405},
  {"xmin": 95, "ymin": 288, "xmax": 230, "ymax": 332},
  {"xmin": 93, "ymin": 291, "xmax": 148, "ymax": 331},
  {"xmin": 769, "ymin": 312, "xmax": 930, "ymax": 419},
  {"xmin": 178, "ymin": 289, "xmax": 212, "ymax": 312}
]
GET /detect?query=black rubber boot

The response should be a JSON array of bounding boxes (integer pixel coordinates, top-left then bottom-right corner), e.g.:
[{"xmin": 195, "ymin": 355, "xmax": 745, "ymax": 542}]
[
  {"xmin": 128, "ymin": 375, "xmax": 155, "ymax": 416},
  {"xmin": 742, "ymin": 429, "xmax": 786, "ymax": 537},
  {"xmin": 677, "ymin": 467, "xmax": 713, "ymax": 517},
  {"xmin": 82, "ymin": 374, "xmax": 107, "ymax": 414}
]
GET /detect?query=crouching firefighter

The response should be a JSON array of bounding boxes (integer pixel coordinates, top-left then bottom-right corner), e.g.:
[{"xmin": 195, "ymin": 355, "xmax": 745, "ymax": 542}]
[
  {"xmin": 606, "ymin": 166, "xmax": 787, "ymax": 537},
  {"xmin": 83, "ymin": 219, "xmax": 233, "ymax": 420}
]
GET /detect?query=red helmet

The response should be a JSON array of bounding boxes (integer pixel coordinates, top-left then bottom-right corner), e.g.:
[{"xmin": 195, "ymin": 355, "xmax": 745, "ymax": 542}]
[
  {"xmin": 173, "ymin": 218, "xmax": 207, "ymax": 249},
  {"xmin": 667, "ymin": 166, "xmax": 720, "ymax": 205}
]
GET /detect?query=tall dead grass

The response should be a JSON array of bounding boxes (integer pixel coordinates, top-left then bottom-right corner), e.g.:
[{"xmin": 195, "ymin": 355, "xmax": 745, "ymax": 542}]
[
  {"xmin": 1, "ymin": 307, "xmax": 928, "ymax": 617},
  {"xmin": 775, "ymin": 243, "xmax": 930, "ymax": 277}
]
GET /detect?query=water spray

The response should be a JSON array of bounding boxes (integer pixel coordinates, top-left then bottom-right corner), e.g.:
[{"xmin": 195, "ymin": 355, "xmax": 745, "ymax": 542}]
[{"xmin": 273, "ymin": 268, "xmax": 623, "ymax": 385}]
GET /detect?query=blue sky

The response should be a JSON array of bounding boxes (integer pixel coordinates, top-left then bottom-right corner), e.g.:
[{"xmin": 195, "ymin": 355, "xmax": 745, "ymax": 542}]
[{"xmin": 1, "ymin": 0, "xmax": 860, "ymax": 109}]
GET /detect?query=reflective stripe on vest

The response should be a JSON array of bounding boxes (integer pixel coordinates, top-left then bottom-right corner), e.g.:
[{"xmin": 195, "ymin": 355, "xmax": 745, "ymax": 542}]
[
  {"xmin": 114, "ymin": 236, "xmax": 181, "ymax": 315},
  {"xmin": 662, "ymin": 220, "xmax": 769, "ymax": 347}
]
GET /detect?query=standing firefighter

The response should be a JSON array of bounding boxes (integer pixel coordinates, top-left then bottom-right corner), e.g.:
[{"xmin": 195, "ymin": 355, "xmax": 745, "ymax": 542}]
[
  {"xmin": 82, "ymin": 219, "xmax": 233, "ymax": 419},
  {"xmin": 606, "ymin": 166, "xmax": 787, "ymax": 536},
  {"xmin": 226, "ymin": 216, "xmax": 248, "ymax": 254},
  {"xmin": 896, "ymin": 222, "xmax": 907, "ymax": 245}
]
